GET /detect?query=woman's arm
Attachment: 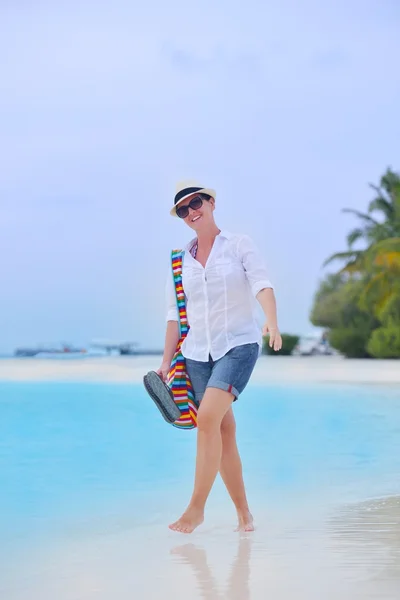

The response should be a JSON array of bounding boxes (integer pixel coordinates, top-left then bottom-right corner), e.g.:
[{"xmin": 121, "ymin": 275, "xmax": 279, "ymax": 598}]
[
  {"xmin": 256, "ymin": 288, "xmax": 278, "ymax": 329},
  {"xmin": 256, "ymin": 288, "xmax": 282, "ymax": 351},
  {"xmin": 238, "ymin": 234, "xmax": 282, "ymax": 351},
  {"xmin": 157, "ymin": 321, "xmax": 180, "ymax": 380}
]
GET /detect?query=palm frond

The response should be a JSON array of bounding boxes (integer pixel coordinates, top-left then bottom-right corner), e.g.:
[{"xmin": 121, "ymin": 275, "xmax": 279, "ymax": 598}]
[
  {"xmin": 358, "ymin": 271, "xmax": 392, "ymax": 311},
  {"xmin": 366, "ymin": 222, "xmax": 398, "ymax": 242},
  {"xmin": 322, "ymin": 250, "xmax": 362, "ymax": 268},
  {"xmin": 339, "ymin": 260, "xmax": 364, "ymax": 275},
  {"xmin": 368, "ymin": 196, "xmax": 394, "ymax": 219},
  {"xmin": 374, "ymin": 291, "xmax": 397, "ymax": 318},
  {"xmin": 374, "ymin": 252, "xmax": 400, "ymax": 269},
  {"xmin": 365, "ymin": 238, "xmax": 400, "ymax": 270},
  {"xmin": 380, "ymin": 168, "xmax": 400, "ymax": 195},
  {"xmin": 341, "ymin": 208, "xmax": 380, "ymax": 227},
  {"xmin": 346, "ymin": 228, "xmax": 365, "ymax": 248},
  {"xmin": 366, "ymin": 237, "xmax": 400, "ymax": 256}
]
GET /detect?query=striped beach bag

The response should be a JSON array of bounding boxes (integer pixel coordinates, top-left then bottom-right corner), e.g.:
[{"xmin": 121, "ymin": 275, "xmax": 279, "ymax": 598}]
[{"xmin": 166, "ymin": 250, "xmax": 199, "ymax": 430}]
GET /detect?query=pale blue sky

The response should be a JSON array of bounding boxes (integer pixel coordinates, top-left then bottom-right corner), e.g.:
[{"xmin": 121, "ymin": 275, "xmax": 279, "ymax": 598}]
[{"xmin": 1, "ymin": 0, "xmax": 399, "ymax": 352}]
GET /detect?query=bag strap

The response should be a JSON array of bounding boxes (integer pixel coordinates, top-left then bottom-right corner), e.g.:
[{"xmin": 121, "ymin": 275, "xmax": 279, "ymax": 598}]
[{"xmin": 171, "ymin": 250, "xmax": 189, "ymax": 339}]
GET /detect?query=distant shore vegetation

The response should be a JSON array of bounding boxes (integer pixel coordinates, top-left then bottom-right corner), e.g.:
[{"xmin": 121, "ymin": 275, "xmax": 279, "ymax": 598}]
[{"xmin": 311, "ymin": 167, "xmax": 400, "ymax": 359}]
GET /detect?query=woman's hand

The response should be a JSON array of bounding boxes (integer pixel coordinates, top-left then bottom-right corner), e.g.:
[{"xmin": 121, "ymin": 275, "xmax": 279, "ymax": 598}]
[
  {"xmin": 156, "ymin": 360, "xmax": 171, "ymax": 382},
  {"xmin": 262, "ymin": 324, "xmax": 282, "ymax": 352}
]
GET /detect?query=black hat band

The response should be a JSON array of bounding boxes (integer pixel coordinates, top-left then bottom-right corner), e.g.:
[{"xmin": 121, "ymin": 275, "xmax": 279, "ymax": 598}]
[{"xmin": 174, "ymin": 187, "xmax": 203, "ymax": 205}]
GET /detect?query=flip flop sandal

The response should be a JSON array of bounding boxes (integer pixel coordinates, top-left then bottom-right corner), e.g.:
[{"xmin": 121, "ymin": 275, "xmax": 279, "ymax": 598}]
[{"xmin": 143, "ymin": 370, "xmax": 181, "ymax": 424}]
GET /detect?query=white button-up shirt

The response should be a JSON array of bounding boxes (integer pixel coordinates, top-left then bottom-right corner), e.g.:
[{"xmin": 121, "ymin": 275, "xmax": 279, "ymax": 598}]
[{"xmin": 165, "ymin": 230, "xmax": 274, "ymax": 362}]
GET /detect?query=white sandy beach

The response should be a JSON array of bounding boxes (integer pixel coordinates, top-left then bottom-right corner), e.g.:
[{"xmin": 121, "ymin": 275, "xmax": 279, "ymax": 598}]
[
  {"xmin": 2, "ymin": 496, "xmax": 400, "ymax": 600},
  {"xmin": 0, "ymin": 354, "xmax": 399, "ymax": 385}
]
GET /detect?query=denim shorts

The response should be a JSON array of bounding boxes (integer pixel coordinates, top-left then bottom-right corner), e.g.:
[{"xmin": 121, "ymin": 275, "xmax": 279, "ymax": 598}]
[{"xmin": 185, "ymin": 343, "xmax": 260, "ymax": 403}]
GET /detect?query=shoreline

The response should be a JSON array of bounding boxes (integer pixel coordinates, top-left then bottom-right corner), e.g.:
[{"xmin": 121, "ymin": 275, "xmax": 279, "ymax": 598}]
[{"xmin": 0, "ymin": 355, "xmax": 399, "ymax": 385}]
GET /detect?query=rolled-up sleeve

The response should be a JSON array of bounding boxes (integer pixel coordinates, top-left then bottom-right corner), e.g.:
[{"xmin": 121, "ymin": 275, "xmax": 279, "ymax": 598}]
[
  {"xmin": 238, "ymin": 235, "xmax": 274, "ymax": 297},
  {"xmin": 165, "ymin": 267, "xmax": 179, "ymax": 322}
]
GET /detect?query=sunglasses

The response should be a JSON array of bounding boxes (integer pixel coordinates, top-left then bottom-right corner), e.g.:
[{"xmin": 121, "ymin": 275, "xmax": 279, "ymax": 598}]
[{"xmin": 176, "ymin": 195, "xmax": 209, "ymax": 219}]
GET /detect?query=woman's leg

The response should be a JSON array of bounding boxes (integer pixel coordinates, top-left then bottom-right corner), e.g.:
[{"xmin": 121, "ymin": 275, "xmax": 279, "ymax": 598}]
[
  {"xmin": 169, "ymin": 386, "xmax": 234, "ymax": 533},
  {"xmin": 219, "ymin": 409, "xmax": 254, "ymax": 531}
]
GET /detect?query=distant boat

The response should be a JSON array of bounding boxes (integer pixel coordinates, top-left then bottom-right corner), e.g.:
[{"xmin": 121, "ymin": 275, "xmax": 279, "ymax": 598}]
[
  {"xmin": 90, "ymin": 340, "xmax": 139, "ymax": 355},
  {"xmin": 119, "ymin": 344, "xmax": 139, "ymax": 355},
  {"xmin": 90, "ymin": 340, "xmax": 162, "ymax": 356},
  {"xmin": 292, "ymin": 332, "xmax": 336, "ymax": 356},
  {"xmin": 15, "ymin": 344, "xmax": 87, "ymax": 358},
  {"xmin": 15, "ymin": 348, "xmax": 40, "ymax": 357}
]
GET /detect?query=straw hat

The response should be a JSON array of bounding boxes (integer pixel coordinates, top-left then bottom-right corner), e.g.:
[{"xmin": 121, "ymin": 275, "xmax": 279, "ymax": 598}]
[{"xmin": 170, "ymin": 179, "xmax": 216, "ymax": 216}]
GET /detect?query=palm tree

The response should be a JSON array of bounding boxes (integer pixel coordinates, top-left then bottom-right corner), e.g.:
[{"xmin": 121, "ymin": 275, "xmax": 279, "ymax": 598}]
[
  {"xmin": 358, "ymin": 237, "xmax": 400, "ymax": 316},
  {"xmin": 323, "ymin": 168, "xmax": 400, "ymax": 272}
]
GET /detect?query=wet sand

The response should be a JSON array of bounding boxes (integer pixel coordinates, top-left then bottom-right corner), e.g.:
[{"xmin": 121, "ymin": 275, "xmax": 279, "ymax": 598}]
[
  {"xmin": 2, "ymin": 496, "xmax": 400, "ymax": 600},
  {"xmin": 1, "ymin": 355, "xmax": 400, "ymax": 385}
]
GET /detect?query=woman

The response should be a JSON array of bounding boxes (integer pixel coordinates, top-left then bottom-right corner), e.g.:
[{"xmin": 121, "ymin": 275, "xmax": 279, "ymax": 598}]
[{"xmin": 157, "ymin": 180, "xmax": 282, "ymax": 534}]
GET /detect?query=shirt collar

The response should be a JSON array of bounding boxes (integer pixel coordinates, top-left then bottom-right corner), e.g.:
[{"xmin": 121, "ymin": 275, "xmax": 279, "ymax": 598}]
[{"xmin": 185, "ymin": 230, "xmax": 232, "ymax": 250}]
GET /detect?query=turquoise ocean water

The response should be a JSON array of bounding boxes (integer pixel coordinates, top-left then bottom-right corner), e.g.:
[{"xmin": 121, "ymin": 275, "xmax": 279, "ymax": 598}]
[{"xmin": 1, "ymin": 376, "xmax": 400, "ymax": 595}]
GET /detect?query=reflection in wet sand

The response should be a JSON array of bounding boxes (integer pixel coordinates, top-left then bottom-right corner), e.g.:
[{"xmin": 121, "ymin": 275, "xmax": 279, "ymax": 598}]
[
  {"xmin": 171, "ymin": 536, "xmax": 252, "ymax": 600},
  {"xmin": 171, "ymin": 544, "xmax": 220, "ymax": 600}
]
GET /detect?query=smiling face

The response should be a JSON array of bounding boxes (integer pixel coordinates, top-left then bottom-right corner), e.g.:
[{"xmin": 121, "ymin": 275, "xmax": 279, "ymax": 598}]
[{"xmin": 177, "ymin": 193, "xmax": 216, "ymax": 231}]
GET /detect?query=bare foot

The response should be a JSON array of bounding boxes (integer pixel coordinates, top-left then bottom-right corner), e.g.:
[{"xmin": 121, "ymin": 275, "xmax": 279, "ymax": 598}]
[
  {"xmin": 235, "ymin": 509, "xmax": 254, "ymax": 532},
  {"xmin": 169, "ymin": 508, "xmax": 204, "ymax": 534}
]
